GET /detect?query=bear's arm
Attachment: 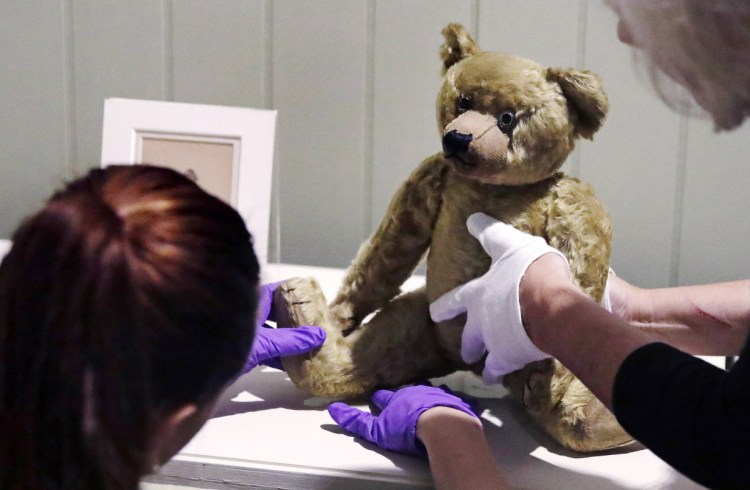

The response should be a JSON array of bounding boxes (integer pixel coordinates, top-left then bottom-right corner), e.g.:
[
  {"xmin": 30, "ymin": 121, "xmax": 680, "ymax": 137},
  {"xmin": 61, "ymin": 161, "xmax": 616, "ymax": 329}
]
[
  {"xmin": 543, "ymin": 177, "xmax": 612, "ymax": 302},
  {"xmin": 330, "ymin": 154, "xmax": 449, "ymax": 328}
]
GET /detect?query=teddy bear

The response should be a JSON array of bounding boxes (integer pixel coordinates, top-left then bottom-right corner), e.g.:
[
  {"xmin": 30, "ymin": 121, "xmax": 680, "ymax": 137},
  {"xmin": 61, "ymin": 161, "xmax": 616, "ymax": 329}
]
[{"xmin": 272, "ymin": 23, "xmax": 632, "ymax": 453}]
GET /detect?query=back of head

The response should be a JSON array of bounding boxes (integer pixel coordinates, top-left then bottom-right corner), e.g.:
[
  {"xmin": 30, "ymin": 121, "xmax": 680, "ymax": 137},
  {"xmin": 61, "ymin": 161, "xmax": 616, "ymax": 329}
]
[
  {"xmin": 608, "ymin": 0, "xmax": 750, "ymax": 130},
  {"xmin": 0, "ymin": 165, "xmax": 259, "ymax": 489}
]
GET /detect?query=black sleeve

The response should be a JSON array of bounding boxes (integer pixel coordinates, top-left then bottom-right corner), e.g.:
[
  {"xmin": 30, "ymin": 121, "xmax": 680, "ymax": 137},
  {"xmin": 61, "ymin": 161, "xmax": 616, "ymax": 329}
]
[{"xmin": 613, "ymin": 341, "xmax": 750, "ymax": 489}]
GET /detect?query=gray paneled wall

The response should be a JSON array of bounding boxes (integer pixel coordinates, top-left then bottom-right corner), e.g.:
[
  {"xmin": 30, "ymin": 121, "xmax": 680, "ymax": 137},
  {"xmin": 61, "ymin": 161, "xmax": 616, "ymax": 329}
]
[{"xmin": 1, "ymin": 0, "xmax": 748, "ymax": 287}]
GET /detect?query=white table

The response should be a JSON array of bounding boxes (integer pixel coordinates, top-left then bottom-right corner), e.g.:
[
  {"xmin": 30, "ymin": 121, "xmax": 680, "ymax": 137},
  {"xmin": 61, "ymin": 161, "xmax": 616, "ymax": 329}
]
[{"xmin": 145, "ymin": 263, "xmax": 706, "ymax": 489}]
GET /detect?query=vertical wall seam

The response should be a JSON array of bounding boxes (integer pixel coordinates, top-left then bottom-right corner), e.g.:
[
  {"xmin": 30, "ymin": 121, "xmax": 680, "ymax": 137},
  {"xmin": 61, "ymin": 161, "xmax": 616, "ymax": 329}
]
[
  {"xmin": 61, "ymin": 0, "xmax": 77, "ymax": 176},
  {"xmin": 576, "ymin": 0, "xmax": 588, "ymax": 68},
  {"xmin": 670, "ymin": 115, "xmax": 689, "ymax": 286},
  {"xmin": 163, "ymin": 0, "xmax": 174, "ymax": 101},
  {"xmin": 264, "ymin": 0, "xmax": 281, "ymax": 263},
  {"xmin": 263, "ymin": 0, "xmax": 274, "ymax": 110},
  {"xmin": 569, "ymin": 0, "xmax": 589, "ymax": 179},
  {"xmin": 362, "ymin": 0, "xmax": 376, "ymax": 239},
  {"xmin": 472, "ymin": 0, "xmax": 481, "ymax": 41}
]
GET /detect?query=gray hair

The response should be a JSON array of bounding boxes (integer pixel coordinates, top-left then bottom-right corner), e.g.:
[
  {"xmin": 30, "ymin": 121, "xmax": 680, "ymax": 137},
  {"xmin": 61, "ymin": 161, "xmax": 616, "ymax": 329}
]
[{"xmin": 607, "ymin": 0, "xmax": 750, "ymax": 130}]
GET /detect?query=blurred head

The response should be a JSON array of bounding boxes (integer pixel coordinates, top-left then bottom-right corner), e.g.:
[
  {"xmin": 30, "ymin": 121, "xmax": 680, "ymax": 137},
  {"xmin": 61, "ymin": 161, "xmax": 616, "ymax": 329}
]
[
  {"xmin": 0, "ymin": 165, "xmax": 260, "ymax": 488},
  {"xmin": 608, "ymin": 0, "xmax": 750, "ymax": 130}
]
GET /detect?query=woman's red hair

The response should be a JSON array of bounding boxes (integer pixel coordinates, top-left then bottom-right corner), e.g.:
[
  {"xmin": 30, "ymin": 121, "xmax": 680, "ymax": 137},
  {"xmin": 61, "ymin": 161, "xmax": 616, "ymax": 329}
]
[{"xmin": 0, "ymin": 165, "xmax": 259, "ymax": 489}]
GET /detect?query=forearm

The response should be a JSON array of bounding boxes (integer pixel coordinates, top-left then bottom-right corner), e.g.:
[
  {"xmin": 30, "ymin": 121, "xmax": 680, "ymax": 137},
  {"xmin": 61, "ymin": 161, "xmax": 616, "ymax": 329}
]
[
  {"xmin": 417, "ymin": 408, "xmax": 509, "ymax": 490},
  {"xmin": 522, "ymin": 259, "xmax": 750, "ymax": 487},
  {"xmin": 522, "ymin": 255, "xmax": 657, "ymax": 408},
  {"xmin": 625, "ymin": 279, "xmax": 750, "ymax": 355}
]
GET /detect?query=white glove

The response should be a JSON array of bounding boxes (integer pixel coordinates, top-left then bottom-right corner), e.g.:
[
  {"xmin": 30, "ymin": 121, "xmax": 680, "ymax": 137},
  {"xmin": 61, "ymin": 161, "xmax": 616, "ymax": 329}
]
[
  {"xmin": 0, "ymin": 240, "xmax": 11, "ymax": 262},
  {"xmin": 429, "ymin": 212, "xmax": 568, "ymax": 383}
]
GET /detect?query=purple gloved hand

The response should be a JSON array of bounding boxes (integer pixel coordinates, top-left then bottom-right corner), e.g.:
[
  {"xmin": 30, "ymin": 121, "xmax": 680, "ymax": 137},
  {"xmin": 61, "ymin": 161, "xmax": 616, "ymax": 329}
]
[
  {"xmin": 243, "ymin": 281, "xmax": 326, "ymax": 374},
  {"xmin": 328, "ymin": 384, "xmax": 480, "ymax": 457}
]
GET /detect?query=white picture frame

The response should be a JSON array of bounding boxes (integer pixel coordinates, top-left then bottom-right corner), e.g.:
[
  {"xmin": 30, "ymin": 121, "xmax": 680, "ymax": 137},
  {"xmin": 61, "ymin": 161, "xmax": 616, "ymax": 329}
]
[{"xmin": 101, "ymin": 98, "xmax": 277, "ymax": 267}]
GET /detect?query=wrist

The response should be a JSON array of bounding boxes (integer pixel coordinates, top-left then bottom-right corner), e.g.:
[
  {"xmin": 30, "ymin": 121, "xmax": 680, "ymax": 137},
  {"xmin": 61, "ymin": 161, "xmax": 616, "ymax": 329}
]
[
  {"xmin": 416, "ymin": 407, "xmax": 483, "ymax": 448},
  {"xmin": 417, "ymin": 407, "xmax": 509, "ymax": 489},
  {"xmin": 519, "ymin": 254, "xmax": 581, "ymax": 350},
  {"xmin": 609, "ymin": 274, "xmax": 653, "ymax": 323},
  {"xmin": 629, "ymin": 287, "xmax": 654, "ymax": 325}
]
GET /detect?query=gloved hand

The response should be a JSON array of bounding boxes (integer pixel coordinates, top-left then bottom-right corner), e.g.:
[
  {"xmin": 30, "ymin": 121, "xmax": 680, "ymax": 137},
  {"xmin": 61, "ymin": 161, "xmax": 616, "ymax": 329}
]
[
  {"xmin": 429, "ymin": 212, "xmax": 568, "ymax": 383},
  {"xmin": 243, "ymin": 281, "xmax": 326, "ymax": 373},
  {"xmin": 328, "ymin": 384, "xmax": 480, "ymax": 457}
]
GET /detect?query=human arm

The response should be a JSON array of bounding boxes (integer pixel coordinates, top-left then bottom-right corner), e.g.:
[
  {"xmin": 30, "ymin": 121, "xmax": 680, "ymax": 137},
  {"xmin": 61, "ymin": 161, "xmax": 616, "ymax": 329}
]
[
  {"xmin": 519, "ymin": 256, "xmax": 655, "ymax": 407},
  {"xmin": 242, "ymin": 282, "xmax": 326, "ymax": 373},
  {"xmin": 432, "ymin": 213, "xmax": 750, "ymax": 487},
  {"xmin": 428, "ymin": 212, "xmax": 748, "ymax": 402},
  {"xmin": 327, "ymin": 385, "xmax": 508, "ymax": 490},
  {"xmin": 417, "ymin": 407, "xmax": 508, "ymax": 490},
  {"xmin": 607, "ymin": 273, "xmax": 750, "ymax": 355},
  {"xmin": 527, "ymin": 272, "xmax": 750, "ymax": 487}
]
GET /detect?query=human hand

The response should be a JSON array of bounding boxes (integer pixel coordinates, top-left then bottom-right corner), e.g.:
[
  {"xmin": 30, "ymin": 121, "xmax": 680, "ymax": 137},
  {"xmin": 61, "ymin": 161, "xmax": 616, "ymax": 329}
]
[
  {"xmin": 243, "ymin": 282, "xmax": 326, "ymax": 373},
  {"xmin": 328, "ymin": 384, "xmax": 480, "ymax": 456},
  {"xmin": 602, "ymin": 269, "xmax": 644, "ymax": 322},
  {"xmin": 429, "ymin": 212, "xmax": 568, "ymax": 382}
]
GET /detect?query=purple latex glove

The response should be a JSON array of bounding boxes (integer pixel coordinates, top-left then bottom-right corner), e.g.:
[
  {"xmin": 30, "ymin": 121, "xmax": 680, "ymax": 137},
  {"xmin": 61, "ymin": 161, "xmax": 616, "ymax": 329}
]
[
  {"xmin": 243, "ymin": 281, "xmax": 326, "ymax": 373},
  {"xmin": 328, "ymin": 384, "xmax": 480, "ymax": 457}
]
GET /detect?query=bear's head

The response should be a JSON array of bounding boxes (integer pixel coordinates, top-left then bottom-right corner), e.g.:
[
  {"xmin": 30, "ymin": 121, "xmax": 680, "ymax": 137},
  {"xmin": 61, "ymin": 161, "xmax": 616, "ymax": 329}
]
[{"xmin": 437, "ymin": 23, "xmax": 608, "ymax": 185}]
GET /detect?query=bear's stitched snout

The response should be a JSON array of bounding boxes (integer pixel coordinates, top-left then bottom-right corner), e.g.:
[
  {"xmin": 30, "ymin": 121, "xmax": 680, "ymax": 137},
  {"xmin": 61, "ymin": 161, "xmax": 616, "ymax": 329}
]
[{"xmin": 442, "ymin": 129, "xmax": 473, "ymax": 158}]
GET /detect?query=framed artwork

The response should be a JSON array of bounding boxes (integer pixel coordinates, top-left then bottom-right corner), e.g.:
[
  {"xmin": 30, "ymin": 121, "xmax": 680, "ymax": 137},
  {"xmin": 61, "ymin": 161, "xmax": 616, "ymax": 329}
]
[{"xmin": 101, "ymin": 98, "xmax": 277, "ymax": 267}]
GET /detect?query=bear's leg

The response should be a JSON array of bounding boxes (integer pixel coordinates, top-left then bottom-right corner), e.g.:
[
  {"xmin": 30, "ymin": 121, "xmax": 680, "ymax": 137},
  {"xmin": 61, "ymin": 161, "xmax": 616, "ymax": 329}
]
[
  {"xmin": 503, "ymin": 359, "xmax": 633, "ymax": 452},
  {"xmin": 273, "ymin": 278, "xmax": 454, "ymax": 397}
]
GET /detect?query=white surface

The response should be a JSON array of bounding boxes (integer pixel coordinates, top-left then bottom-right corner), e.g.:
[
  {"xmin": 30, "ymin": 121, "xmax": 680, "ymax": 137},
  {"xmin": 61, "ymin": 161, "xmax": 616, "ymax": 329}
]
[{"xmin": 144, "ymin": 264, "xmax": 706, "ymax": 489}]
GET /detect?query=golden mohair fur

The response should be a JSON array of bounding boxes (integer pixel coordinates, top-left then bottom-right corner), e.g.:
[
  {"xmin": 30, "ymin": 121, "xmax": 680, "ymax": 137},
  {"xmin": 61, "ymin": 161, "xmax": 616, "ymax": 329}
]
[{"xmin": 274, "ymin": 23, "xmax": 632, "ymax": 452}]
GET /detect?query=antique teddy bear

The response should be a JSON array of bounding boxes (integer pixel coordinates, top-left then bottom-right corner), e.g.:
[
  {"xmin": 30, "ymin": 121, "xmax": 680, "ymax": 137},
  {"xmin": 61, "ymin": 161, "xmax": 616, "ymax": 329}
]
[{"xmin": 273, "ymin": 23, "xmax": 631, "ymax": 452}]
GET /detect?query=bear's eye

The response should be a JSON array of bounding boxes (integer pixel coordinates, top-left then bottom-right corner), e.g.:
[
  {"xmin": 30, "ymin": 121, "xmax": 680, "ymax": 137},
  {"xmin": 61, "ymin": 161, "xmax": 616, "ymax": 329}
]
[
  {"xmin": 497, "ymin": 111, "xmax": 516, "ymax": 133},
  {"xmin": 457, "ymin": 94, "xmax": 473, "ymax": 111}
]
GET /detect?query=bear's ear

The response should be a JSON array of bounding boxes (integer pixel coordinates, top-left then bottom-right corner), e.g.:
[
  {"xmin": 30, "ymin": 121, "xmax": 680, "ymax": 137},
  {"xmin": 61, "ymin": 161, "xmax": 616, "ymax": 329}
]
[
  {"xmin": 440, "ymin": 23, "xmax": 480, "ymax": 74},
  {"xmin": 547, "ymin": 68, "xmax": 609, "ymax": 139}
]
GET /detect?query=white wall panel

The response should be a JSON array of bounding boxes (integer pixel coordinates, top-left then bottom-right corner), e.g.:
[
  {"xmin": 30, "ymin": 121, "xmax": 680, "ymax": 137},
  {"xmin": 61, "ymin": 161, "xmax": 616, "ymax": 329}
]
[
  {"xmin": 370, "ymin": 0, "xmax": 475, "ymax": 231},
  {"xmin": 578, "ymin": 1, "xmax": 682, "ymax": 287},
  {"xmin": 272, "ymin": 0, "xmax": 368, "ymax": 267},
  {"xmin": 72, "ymin": 0, "xmax": 165, "ymax": 171},
  {"xmin": 1, "ymin": 0, "xmax": 749, "ymax": 284},
  {"xmin": 478, "ymin": 0, "xmax": 581, "ymax": 67},
  {"xmin": 678, "ymin": 121, "xmax": 750, "ymax": 284},
  {"xmin": 172, "ymin": 0, "xmax": 267, "ymax": 108},
  {"xmin": 0, "ymin": 1, "xmax": 68, "ymax": 237}
]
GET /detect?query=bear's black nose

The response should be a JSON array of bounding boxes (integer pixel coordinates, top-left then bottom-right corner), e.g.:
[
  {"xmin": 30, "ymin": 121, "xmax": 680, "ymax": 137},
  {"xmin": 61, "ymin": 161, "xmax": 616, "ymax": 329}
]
[{"xmin": 442, "ymin": 129, "xmax": 473, "ymax": 156}]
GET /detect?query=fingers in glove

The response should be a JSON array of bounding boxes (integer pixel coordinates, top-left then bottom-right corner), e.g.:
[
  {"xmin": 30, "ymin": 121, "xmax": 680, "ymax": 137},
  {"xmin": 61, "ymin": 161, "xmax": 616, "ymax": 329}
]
[
  {"xmin": 257, "ymin": 281, "xmax": 284, "ymax": 324},
  {"xmin": 370, "ymin": 389, "xmax": 395, "ymax": 411},
  {"xmin": 460, "ymin": 317, "xmax": 487, "ymax": 364},
  {"xmin": 429, "ymin": 280, "xmax": 478, "ymax": 322},
  {"xmin": 466, "ymin": 212, "xmax": 526, "ymax": 258},
  {"xmin": 429, "ymin": 291, "xmax": 464, "ymax": 323},
  {"xmin": 468, "ymin": 212, "xmax": 553, "ymax": 263},
  {"xmin": 328, "ymin": 402, "xmax": 376, "ymax": 441},
  {"xmin": 256, "ymin": 325, "xmax": 326, "ymax": 362},
  {"xmin": 481, "ymin": 353, "xmax": 508, "ymax": 385}
]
